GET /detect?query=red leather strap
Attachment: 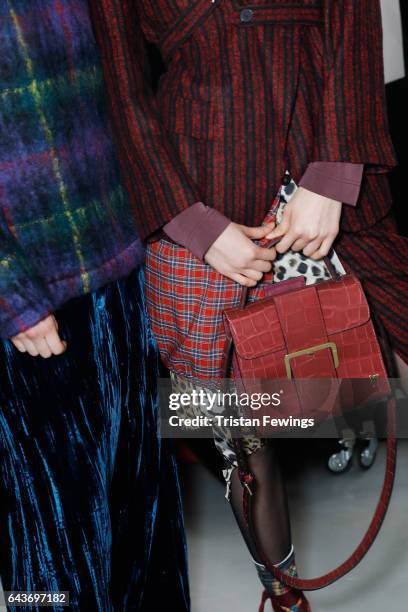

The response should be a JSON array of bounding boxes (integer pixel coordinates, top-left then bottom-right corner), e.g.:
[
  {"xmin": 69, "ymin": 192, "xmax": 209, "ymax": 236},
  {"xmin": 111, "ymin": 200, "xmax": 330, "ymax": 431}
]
[
  {"xmin": 227, "ymin": 240, "xmax": 397, "ymax": 591},
  {"xmin": 236, "ymin": 397, "xmax": 396, "ymax": 591}
]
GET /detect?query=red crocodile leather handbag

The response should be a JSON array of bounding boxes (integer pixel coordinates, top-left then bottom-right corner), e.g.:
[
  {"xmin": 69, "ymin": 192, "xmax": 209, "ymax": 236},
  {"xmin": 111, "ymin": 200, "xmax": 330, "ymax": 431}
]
[
  {"xmin": 222, "ymin": 238, "xmax": 397, "ymax": 591},
  {"xmin": 223, "ymin": 257, "xmax": 391, "ymax": 425}
]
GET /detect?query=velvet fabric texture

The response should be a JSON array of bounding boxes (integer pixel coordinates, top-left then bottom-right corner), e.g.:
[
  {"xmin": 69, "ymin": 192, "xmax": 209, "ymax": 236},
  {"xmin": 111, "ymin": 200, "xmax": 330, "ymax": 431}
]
[
  {"xmin": 0, "ymin": 0, "xmax": 144, "ymax": 339},
  {"xmin": 0, "ymin": 268, "xmax": 190, "ymax": 612}
]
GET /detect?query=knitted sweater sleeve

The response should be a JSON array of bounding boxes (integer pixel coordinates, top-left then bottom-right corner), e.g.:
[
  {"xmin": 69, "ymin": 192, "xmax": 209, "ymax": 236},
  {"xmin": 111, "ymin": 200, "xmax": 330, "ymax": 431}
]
[{"xmin": 0, "ymin": 229, "xmax": 53, "ymax": 338}]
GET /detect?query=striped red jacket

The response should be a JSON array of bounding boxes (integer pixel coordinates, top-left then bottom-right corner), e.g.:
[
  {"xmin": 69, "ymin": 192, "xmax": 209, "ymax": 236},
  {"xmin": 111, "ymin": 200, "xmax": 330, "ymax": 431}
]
[{"xmin": 90, "ymin": 0, "xmax": 398, "ymax": 239}]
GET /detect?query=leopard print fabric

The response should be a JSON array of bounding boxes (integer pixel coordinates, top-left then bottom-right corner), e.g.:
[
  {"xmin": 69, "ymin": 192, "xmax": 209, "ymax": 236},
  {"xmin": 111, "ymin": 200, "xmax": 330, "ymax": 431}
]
[
  {"xmin": 170, "ymin": 371, "xmax": 264, "ymax": 499},
  {"xmin": 170, "ymin": 176, "xmax": 346, "ymax": 499},
  {"xmin": 262, "ymin": 174, "xmax": 346, "ymax": 284}
]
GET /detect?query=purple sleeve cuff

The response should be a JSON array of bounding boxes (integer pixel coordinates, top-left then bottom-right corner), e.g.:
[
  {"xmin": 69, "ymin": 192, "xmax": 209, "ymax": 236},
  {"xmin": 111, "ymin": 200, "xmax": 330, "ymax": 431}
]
[
  {"xmin": 299, "ymin": 162, "xmax": 364, "ymax": 206},
  {"xmin": 163, "ymin": 202, "xmax": 231, "ymax": 260}
]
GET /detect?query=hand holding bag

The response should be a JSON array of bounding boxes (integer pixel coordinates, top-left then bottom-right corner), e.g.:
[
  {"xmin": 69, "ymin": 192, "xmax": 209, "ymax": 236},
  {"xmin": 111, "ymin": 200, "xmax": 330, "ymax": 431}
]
[
  {"xmin": 223, "ymin": 258, "xmax": 391, "ymax": 427},
  {"xmin": 222, "ymin": 184, "xmax": 397, "ymax": 591}
]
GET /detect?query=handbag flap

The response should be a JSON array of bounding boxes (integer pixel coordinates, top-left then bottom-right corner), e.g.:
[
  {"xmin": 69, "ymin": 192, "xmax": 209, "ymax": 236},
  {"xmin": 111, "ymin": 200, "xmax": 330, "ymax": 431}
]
[
  {"xmin": 224, "ymin": 274, "xmax": 370, "ymax": 360},
  {"xmin": 224, "ymin": 299, "xmax": 286, "ymax": 359},
  {"xmin": 317, "ymin": 275, "xmax": 370, "ymax": 335}
]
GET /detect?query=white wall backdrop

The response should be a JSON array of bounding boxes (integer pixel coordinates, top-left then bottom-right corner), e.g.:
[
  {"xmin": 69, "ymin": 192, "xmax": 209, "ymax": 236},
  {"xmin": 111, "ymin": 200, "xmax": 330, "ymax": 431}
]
[{"xmin": 380, "ymin": 0, "xmax": 405, "ymax": 83}]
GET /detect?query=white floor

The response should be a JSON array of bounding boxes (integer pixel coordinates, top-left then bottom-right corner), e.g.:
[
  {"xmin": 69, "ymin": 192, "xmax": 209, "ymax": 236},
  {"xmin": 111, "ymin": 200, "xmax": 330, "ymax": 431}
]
[
  {"xmin": 182, "ymin": 441, "xmax": 408, "ymax": 612},
  {"xmin": 1, "ymin": 442, "xmax": 406, "ymax": 612}
]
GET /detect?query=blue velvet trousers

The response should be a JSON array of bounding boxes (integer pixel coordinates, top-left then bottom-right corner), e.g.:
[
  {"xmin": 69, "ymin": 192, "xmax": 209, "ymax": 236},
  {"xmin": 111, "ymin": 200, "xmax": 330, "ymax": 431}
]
[{"xmin": 0, "ymin": 268, "xmax": 190, "ymax": 611}]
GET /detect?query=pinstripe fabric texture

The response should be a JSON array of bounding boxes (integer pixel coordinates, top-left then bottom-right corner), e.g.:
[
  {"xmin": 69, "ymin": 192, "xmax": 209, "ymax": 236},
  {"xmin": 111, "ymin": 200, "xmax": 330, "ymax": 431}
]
[
  {"xmin": 335, "ymin": 214, "xmax": 408, "ymax": 365},
  {"xmin": 91, "ymin": 0, "xmax": 397, "ymax": 240},
  {"xmin": 0, "ymin": 0, "xmax": 144, "ymax": 339}
]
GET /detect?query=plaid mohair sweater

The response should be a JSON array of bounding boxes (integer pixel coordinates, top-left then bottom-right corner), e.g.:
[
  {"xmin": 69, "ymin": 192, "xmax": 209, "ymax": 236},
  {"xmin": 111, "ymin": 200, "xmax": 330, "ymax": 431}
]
[{"xmin": 0, "ymin": 0, "xmax": 144, "ymax": 339}]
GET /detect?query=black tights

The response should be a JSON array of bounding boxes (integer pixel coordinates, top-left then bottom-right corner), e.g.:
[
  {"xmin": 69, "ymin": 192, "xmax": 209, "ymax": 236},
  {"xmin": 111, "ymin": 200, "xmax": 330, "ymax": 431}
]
[{"xmin": 229, "ymin": 442, "xmax": 293, "ymax": 566}]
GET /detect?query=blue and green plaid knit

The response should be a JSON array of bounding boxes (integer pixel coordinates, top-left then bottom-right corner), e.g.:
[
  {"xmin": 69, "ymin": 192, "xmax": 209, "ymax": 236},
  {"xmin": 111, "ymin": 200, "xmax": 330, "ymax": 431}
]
[{"xmin": 0, "ymin": 0, "xmax": 144, "ymax": 338}]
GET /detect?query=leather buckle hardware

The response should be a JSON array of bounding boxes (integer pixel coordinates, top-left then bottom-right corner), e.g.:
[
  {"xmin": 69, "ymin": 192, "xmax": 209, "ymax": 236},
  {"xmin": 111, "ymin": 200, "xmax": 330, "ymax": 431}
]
[
  {"xmin": 284, "ymin": 342, "xmax": 339, "ymax": 380},
  {"xmin": 369, "ymin": 374, "xmax": 379, "ymax": 387}
]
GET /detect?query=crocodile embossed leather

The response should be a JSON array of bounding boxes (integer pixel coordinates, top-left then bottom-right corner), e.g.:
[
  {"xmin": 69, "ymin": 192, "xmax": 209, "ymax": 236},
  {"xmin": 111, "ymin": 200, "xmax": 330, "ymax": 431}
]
[
  {"xmin": 223, "ymin": 249, "xmax": 396, "ymax": 592},
  {"xmin": 223, "ymin": 273, "xmax": 391, "ymax": 425}
]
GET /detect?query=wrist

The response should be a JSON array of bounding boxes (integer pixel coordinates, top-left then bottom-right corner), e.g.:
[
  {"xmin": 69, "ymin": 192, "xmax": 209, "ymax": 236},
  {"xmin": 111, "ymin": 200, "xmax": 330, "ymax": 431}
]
[
  {"xmin": 163, "ymin": 203, "xmax": 231, "ymax": 260},
  {"xmin": 299, "ymin": 162, "xmax": 363, "ymax": 206}
]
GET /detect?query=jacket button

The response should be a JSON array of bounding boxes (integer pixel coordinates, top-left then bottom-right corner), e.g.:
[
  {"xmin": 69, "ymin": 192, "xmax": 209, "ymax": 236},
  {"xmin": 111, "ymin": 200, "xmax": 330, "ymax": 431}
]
[{"xmin": 240, "ymin": 8, "xmax": 254, "ymax": 23}]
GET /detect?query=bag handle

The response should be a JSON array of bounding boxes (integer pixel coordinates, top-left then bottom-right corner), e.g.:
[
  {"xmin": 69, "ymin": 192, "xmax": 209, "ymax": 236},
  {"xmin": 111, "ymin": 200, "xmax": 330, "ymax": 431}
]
[{"xmin": 232, "ymin": 314, "xmax": 397, "ymax": 591}]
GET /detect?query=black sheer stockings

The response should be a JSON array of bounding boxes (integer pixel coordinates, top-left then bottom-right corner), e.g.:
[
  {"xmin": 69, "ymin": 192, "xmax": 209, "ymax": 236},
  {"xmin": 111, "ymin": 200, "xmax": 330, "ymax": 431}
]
[{"xmin": 229, "ymin": 442, "xmax": 292, "ymax": 566}]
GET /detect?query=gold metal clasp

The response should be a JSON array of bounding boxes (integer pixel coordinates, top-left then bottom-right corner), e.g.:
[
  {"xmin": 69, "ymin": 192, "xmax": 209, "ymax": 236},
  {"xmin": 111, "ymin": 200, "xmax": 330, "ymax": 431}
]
[
  {"xmin": 369, "ymin": 374, "xmax": 379, "ymax": 387},
  {"xmin": 284, "ymin": 342, "xmax": 339, "ymax": 380}
]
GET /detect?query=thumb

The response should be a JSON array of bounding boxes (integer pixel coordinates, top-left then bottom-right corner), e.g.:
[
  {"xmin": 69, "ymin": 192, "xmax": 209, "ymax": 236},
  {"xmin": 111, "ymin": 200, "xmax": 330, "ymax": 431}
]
[
  {"xmin": 265, "ymin": 225, "xmax": 286, "ymax": 240},
  {"xmin": 241, "ymin": 223, "xmax": 275, "ymax": 240},
  {"xmin": 265, "ymin": 212, "xmax": 291, "ymax": 239}
]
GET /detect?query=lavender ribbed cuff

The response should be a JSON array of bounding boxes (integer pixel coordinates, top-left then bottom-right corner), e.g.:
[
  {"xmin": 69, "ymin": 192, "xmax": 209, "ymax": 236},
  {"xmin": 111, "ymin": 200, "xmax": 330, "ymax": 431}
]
[
  {"xmin": 163, "ymin": 162, "xmax": 364, "ymax": 259},
  {"xmin": 163, "ymin": 202, "xmax": 231, "ymax": 260},
  {"xmin": 299, "ymin": 162, "xmax": 364, "ymax": 206}
]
